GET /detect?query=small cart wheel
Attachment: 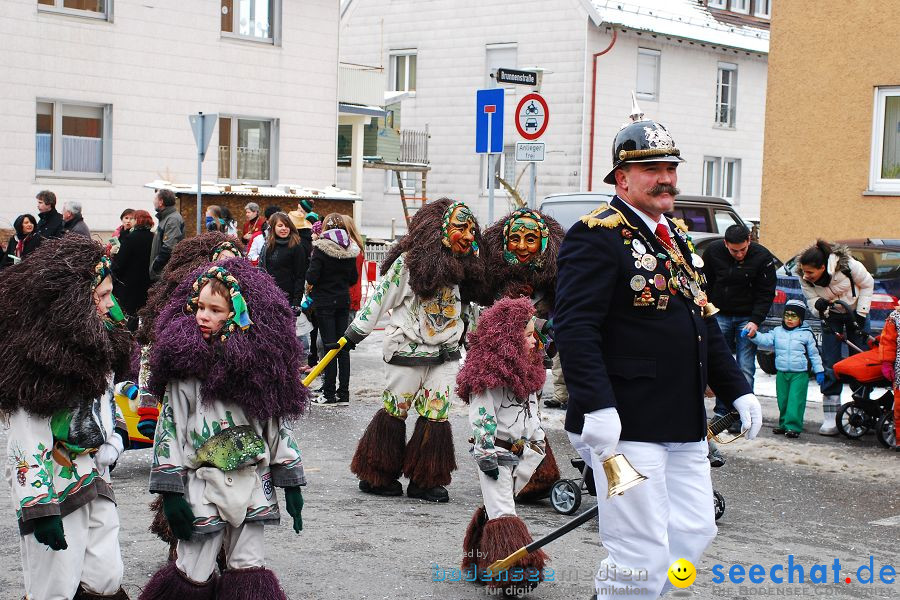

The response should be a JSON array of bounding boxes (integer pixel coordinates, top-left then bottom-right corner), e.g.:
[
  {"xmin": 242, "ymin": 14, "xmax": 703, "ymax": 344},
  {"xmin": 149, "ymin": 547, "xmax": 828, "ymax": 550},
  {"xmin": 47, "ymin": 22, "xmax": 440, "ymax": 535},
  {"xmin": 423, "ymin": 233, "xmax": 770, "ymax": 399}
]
[
  {"xmin": 551, "ymin": 479, "xmax": 582, "ymax": 515},
  {"xmin": 713, "ymin": 490, "xmax": 726, "ymax": 521},
  {"xmin": 836, "ymin": 402, "xmax": 870, "ymax": 439},
  {"xmin": 875, "ymin": 411, "xmax": 896, "ymax": 449}
]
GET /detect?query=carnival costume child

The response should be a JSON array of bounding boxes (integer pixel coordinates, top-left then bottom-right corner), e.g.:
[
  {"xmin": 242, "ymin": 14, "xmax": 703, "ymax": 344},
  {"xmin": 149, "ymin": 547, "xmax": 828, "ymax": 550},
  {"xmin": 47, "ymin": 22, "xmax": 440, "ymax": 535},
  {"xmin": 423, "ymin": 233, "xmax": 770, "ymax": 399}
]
[
  {"xmin": 480, "ymin": 207, "xmax": 565, "ymax": 497},
  {"xmin": 0, "ymin": 236, "xmax": 134, "ymax": 600},
  {"xmin": 348, "ymin": 198, "xmax": 482, "ymax": 503},
  {"xmin": 458, "ymin": 297, "xmax": 549, "ymax": 594},
  {"xmin": 139, "ymin": 258, "xmax": 307, "ymax": 600}
]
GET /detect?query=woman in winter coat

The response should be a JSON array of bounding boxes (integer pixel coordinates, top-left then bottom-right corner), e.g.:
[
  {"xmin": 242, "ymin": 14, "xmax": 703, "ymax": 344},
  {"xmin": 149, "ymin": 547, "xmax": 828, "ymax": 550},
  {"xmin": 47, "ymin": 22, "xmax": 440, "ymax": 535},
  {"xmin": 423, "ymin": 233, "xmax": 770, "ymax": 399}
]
[
  {"xmin": 305, "ymin": 213, "xmax": 361, "ymax": 405},
  {"xmin": 112, "ymin": 209, "xmax": 155, "ymax": 330},
  {"xmin": 794, "ymin": 239, "xmax": 874, "ymax": 434},
  {"xmin": 259, "ymin": 212, "xmax": 308, "ymax": 307},
  {"xmin": 1, "ymin": 213, "xmax": 39, "ymax": 269}
]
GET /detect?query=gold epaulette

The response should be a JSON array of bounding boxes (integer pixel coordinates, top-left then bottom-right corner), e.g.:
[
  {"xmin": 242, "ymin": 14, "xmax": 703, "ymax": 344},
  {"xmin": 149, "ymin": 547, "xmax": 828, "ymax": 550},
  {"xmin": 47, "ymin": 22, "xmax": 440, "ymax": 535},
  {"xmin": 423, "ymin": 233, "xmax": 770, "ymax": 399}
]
[
  {"xmin": 670, "ymin": 217, "xmax": 689, "ymax": 233},
  {"xmin": 580, "ymin": 203, "xmax": 622, "ymax": 229}
]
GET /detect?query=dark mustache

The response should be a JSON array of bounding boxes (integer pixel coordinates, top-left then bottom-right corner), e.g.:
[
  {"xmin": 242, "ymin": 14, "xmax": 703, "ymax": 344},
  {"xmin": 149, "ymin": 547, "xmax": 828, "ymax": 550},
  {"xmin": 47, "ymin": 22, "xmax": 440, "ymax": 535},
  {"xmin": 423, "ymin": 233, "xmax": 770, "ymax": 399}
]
[{"xmin": 648, "ymin": 184, "xmax": 680, "ymax": 196}]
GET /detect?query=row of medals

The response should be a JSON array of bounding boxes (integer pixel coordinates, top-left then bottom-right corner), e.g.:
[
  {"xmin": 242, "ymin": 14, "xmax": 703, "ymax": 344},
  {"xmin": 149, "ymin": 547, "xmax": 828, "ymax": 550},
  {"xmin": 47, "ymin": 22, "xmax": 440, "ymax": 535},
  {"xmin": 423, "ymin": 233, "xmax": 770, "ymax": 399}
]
[{"xmin": 623, "ymin": 228, "xmax": 708, "ymax": 309}]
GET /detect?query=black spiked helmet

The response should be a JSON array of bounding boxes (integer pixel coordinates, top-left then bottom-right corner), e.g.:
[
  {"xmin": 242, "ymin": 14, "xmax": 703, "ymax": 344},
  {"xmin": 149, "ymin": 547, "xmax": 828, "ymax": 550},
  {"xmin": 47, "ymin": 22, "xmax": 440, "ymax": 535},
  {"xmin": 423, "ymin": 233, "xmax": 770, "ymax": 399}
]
[{"xmin": 603, "ymin": 94, "xmax": 685, "ymax": 185}]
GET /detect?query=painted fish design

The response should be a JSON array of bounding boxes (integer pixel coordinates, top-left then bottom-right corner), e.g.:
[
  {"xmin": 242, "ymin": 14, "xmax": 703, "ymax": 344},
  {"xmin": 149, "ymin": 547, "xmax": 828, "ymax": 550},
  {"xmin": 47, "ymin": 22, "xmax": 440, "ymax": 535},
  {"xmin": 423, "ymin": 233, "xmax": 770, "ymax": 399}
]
[{"xmin": 195, "ymin": 426, "xmax": 265, "ymax": 471}]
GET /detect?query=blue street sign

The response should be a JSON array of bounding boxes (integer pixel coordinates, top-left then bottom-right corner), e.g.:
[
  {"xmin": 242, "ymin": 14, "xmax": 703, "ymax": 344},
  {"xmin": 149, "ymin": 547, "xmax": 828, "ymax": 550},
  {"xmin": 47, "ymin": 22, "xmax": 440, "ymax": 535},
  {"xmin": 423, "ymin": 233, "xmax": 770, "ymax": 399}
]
[{"xmin": 476, "ymin": 88, "xmax": 504, "ymax": 154}]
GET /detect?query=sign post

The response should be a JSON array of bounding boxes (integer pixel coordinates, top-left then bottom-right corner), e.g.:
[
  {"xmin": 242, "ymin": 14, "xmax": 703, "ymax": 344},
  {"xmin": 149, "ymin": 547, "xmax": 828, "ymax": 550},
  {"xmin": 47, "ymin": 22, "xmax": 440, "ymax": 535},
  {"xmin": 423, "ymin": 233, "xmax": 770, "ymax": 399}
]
[
  {"xmin": 189, "ymin": 112, "xmax": 218, "ymax": 234},
  {"xmin": 515, "ymin": 93, "xmax": 549, "ymax": 209},
  {"xmin": 476, "ymin": 89, "xmax": 505, "ymax": 223}
]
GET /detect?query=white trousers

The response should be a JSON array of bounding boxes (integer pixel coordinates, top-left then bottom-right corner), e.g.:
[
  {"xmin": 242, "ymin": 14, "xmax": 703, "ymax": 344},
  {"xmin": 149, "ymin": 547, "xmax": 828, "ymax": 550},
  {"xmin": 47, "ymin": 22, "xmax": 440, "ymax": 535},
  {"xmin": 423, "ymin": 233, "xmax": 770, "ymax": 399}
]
[
  {"xmin": 175, "ymin": 521, "xmax": 266, "ymax": 583},
  {"xmin": 478, "ymin": 464, "xmax": 517, "ymax": 520},
  {"xmin": 568, "ymin": 434, "xmax": 717, "ymax": 599},
  {"xmin": 20, "ymin": 497, "xmax": 124, "ymax": 600}
]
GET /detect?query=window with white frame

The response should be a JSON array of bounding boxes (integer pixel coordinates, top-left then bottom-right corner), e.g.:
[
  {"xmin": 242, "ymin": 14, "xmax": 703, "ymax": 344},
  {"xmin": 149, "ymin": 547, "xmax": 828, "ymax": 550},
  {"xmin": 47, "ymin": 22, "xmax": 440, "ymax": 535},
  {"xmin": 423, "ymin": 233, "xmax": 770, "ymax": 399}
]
[
  {"xmin": 36, "ymin": 100, "xmax": 110, "ymax": 178},
  {"xmin": 707, "ymin": 0, "xmax": 726, "ymax": 8},
  {"xmin": 486, "ymin": 43, "xmax": 517, "ymax": 89},
  {"xmin": 715, "ymin": 62, "xmax": 737, "ymax": 127},
  {"xmin": 218, "ymin": 116, "xmax": 277, "ymax": 183},
  {"xmin": 391, "ymin": 50, "xmax": 417, "ymax": 92},
  {"xmin": 37, "ymin": 0, "xmax": 111, "ymax": 20},
  {"xmin": 221, "ymin": 0, "xmax": 280, "ymax": 44},
  {"xmin": 754, "ymin": 0, "xmax": 771, "ymax": 18},
  {"xmin": 869, "ymin": 87, "xmax": 900, "ymax": 193},
  {"xmin": 730, "ymin": 0, "xmax": 750, "ymax": 14},
  {"xmin": 482, "ymin": 145, "xmax": 517, "ymax": 192},
  {"xmin": 636, "ymin": 48, "xmax": 661, "ymax": 101},
  {"xmin": 702, "ymin": 156, "xmax": 741, "ymax": 201},
  {"xmin": 386, "ymin": 170, "xmax": 419, "ymax": 195}
]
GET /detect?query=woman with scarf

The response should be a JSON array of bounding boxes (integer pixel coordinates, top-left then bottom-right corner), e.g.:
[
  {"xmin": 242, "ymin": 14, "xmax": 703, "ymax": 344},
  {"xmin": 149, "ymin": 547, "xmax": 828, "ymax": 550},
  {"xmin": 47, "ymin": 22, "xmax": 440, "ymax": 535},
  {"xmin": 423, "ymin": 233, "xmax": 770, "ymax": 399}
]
[
  {"xmin": 305, "ymin": 213, "xmax": 361, "ymax": 406},
  {"xmin": 139, "ymin": 257, "xmax": 308, "ymax": 600},
  {"xmin": 2, "ymin": 213, "xmax": 39, "ymax": 269}
]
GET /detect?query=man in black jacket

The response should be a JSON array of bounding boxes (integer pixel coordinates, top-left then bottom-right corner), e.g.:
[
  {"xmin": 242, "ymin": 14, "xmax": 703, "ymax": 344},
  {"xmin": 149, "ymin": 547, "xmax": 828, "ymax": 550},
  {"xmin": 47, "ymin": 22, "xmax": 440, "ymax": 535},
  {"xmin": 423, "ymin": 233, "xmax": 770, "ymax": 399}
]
[
  {"xmin": 702, "ymin": 224, "xmax": 777, "ymax": 397},
  {"xmin": 554, "ymin": 102, "xmax": 761, "ymax": 598},
  {"xmin": 35, "ymin": 190, "xmax": 65, "ymax": 242}
]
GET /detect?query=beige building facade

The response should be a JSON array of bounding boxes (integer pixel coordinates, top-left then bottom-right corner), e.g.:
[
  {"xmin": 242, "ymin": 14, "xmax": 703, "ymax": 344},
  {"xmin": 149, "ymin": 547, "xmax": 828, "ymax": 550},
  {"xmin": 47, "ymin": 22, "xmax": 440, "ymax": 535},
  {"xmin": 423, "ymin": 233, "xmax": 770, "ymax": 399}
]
[{"xmin": 761, "ymin": 1, "xmax": 900, "ymax": 260}]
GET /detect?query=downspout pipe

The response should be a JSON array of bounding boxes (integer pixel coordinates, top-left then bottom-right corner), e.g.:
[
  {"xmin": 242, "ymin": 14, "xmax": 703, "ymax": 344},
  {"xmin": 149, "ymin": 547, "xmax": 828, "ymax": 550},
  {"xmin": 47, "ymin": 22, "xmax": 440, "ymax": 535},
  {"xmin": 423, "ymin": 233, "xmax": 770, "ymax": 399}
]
[{"xmin": 587, "ymin": 28, "xmax": 618, "ymax": 191}]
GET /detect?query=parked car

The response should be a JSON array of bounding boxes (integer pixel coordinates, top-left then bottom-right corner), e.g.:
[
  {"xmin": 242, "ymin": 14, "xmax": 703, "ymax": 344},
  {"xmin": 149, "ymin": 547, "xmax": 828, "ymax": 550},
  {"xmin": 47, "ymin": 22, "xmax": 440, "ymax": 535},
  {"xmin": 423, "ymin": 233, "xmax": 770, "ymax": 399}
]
[
  {"xmin": 539, "ymin": 192, "xmax": 749, "ymax": 234},
  {"xmin": 756, "ymin": 238, "xmax": 900, "ymax": 374}
]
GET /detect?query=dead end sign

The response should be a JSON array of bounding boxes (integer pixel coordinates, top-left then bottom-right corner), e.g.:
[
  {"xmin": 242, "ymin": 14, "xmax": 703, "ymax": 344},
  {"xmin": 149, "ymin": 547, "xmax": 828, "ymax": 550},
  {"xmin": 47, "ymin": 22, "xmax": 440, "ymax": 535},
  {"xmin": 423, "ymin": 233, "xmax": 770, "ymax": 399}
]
[{"xmin": 515, "ymin": 92, "xmax": 549, "ymax": 140}]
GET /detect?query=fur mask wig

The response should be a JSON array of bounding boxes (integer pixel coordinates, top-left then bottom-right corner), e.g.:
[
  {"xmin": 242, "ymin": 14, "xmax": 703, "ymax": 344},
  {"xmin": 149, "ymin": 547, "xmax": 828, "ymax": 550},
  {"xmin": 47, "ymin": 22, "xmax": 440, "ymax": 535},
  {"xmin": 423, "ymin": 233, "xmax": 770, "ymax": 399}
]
[
  {"xmin": 137, "ymin": 232, "xmax": 245, "ymax": 345},
  {"xmin": 381, "ymin": 197, "xmax": 486, "ymax": 301},
  {"xmin": 481, "ymin": 208, "xmax": 564, "ymax": 302},
  {"xmin": 0, "ymin": 236, "xmax": 134, "ymax": 416},
  {"xmin": 148, "ymin": 257, "xmax": 308, "ymax": 421},
  {"xmin": 456, "ymin": 297, "xmax": 546, "ymax": 403}
]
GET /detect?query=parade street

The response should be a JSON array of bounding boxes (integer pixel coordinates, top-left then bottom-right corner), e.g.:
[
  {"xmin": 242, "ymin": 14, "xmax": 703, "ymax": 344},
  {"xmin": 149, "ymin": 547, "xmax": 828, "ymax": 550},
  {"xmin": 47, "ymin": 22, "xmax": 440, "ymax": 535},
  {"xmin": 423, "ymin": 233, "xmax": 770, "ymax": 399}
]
[{"xmin": 0, "ymin": 331, "xmax": 896, "ymax": 600}]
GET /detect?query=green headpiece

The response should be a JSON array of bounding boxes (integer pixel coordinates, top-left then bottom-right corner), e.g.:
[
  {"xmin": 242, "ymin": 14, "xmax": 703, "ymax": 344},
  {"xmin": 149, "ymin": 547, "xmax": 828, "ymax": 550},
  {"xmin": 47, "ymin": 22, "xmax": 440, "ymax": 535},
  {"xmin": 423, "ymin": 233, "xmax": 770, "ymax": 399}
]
[
  {"xmin": 501, "ymin": 208, "xmax": 549, "ymax": 268},
  {"xmin": 440, "ymin": 201, "xmax": 479, "ymax": 257},
  {"xmin": 211, "ymin": 241, "xmax": 243, "ymax": 261},
  {"xmin": 186, "ymin": 266, "xmax": 253, "ymax": 340}
]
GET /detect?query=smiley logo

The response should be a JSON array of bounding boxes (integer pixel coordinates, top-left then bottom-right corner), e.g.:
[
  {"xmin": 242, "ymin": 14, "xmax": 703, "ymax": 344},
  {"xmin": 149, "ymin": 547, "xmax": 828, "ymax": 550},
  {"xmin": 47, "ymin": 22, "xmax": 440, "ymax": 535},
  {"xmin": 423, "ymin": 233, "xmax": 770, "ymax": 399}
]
[{"xmin": 668, "ymin": 559, "xmax": 696, "ymax": 588}]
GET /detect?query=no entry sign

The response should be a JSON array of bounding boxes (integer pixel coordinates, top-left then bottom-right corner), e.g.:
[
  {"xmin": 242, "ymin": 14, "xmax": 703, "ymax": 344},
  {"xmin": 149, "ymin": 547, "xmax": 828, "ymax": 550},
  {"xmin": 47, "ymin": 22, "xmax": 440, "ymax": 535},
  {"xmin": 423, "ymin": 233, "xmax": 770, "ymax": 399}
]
[{"xmin": 515, "ymin": 93, "xmax": 549, "ymax": 141}]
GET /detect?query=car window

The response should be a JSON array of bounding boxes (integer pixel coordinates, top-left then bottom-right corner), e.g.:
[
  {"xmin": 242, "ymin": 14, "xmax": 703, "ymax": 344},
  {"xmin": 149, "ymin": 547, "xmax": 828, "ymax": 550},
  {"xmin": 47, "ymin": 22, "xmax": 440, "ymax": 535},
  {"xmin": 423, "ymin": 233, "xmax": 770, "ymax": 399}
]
[
  {"xmin": 850, "ymin": 249, "xmax": 900, "ymax": 278},
  {"xmin": 668, "ymin": 207, "xmax": 711, "ymax": 232},
  {"xmin": 539, "ymin": 199, "xmax": 610, "ymax": 231},
  {"xmin": 714, "ymin": 210, "xmax": 741, "ymax": 234}
]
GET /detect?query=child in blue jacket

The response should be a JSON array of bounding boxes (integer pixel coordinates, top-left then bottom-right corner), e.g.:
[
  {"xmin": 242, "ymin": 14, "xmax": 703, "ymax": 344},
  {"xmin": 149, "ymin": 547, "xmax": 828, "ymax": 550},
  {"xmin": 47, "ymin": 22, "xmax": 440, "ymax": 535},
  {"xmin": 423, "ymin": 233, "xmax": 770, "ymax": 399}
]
[{"xmin": 747, "ymin": 299, "xmax": 824, "ymax": 438}]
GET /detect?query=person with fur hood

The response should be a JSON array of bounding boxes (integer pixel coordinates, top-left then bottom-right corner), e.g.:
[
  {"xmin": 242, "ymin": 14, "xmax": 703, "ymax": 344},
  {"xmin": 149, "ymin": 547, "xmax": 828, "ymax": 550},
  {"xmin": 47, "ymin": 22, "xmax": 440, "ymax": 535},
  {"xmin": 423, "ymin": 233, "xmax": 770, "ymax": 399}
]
[
  {"xmin": 458, "ymin": 297, "xmax": 549, "ymax": 595},
  {"xmin": 139, "ymin": 257, "xmax": 308, "ymax": 600},
  {"xmin": 0, "ymin": 235, "xmax": 134, "ymax": 600},
  {"xmin": 794, "ymin": 239, "xmax": 874, "ymax": 435},
  {"xmin": 305, "ymin": 213, "xmax": 361, "ymax": 406},
  {"xmin": 478, "ymin": 207, "xmax": 564, "ymax": 496},
  {"xmin": 347, "ymin": 198, "xmax": 483, "ymax": 503}
]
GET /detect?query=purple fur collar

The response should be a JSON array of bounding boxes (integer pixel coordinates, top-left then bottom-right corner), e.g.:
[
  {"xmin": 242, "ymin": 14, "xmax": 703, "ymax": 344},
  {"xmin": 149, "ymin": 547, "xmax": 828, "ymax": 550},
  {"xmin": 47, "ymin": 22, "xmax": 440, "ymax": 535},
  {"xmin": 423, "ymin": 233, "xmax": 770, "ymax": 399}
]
[{"xmin": 149, "ymin": 257, "xmax": 309, "ymax": 421}]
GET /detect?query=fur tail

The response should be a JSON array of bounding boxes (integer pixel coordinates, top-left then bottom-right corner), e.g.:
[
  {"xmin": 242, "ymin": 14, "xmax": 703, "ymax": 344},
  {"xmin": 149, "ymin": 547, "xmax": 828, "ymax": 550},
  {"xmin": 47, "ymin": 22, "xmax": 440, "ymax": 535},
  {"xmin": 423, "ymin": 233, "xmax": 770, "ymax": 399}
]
[
  {"xmin": 217, "ymin": 567, "xmax": 288, "ymax": 600},
  {"xmin": 462, "ymin": 505, "xmax": 489, "ymax": 575},
  {"xmin": 137, "ymin": 562, "xmax": 215, "ymax": 600},
  {"xmin": 516, "ymin": 438, "xmax": 561, "ymax": 500}
]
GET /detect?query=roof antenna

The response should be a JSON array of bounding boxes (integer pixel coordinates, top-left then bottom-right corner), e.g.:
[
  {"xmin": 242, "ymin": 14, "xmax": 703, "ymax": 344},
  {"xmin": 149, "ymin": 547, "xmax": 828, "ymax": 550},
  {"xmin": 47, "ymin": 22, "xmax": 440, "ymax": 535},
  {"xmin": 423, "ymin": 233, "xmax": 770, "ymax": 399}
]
[{"xmin": 629, "ymin": 91, "xmax": 645, "ymax": 122}]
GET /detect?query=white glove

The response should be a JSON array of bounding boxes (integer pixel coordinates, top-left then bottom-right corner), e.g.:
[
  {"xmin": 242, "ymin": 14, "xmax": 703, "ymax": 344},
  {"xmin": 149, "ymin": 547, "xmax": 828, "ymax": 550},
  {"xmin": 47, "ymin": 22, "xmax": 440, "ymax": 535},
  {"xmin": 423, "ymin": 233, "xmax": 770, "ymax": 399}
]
[
  {"xmin": 581, "ymin": 408, "xmax": 621, "ymax": 461},
  {"xmin": 732, "ymin": 394, "xmax": 762, "ymax": 440},
  {"xmin": 94, "ymin": 432, "xmax": 124, "ymax": 474}
]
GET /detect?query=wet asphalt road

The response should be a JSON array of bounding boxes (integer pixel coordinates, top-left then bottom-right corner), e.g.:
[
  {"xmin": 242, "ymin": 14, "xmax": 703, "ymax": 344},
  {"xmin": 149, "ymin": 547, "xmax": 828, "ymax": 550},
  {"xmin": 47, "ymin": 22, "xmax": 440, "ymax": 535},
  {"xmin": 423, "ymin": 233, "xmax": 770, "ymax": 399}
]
[{"xmin": 0, "ymin": 331, "xmax": 897, "ymax": 599}]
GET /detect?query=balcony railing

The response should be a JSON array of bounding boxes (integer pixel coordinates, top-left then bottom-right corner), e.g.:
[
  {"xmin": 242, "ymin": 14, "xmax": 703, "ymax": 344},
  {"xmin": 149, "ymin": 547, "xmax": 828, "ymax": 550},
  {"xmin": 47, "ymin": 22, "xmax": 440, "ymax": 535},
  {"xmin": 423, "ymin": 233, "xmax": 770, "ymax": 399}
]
[
  {"xmin": 338, "ymin": 63, "xmax": 386, "ymax": 107},
  {"xmin": 399, "ymin": 127, "xmax": 429, "ymax": 164}
]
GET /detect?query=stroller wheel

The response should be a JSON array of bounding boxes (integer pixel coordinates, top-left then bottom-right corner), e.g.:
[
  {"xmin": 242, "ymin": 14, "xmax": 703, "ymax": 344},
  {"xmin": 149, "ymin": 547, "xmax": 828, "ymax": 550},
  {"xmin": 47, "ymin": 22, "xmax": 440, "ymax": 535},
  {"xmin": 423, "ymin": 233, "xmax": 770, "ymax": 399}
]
[
  {"xmin": 713, "ymin": 490, "xmax": 726, "ymax": 521},
  {"xmin": 551, "ymin": 479, "xmax": 582, "ymax": 515},
  {"xmin": 875, "ymin": 411, "xmax": 896, "ymax": 449},
  {"xmin": 836, "ymin": 402, "xmax": 871, "ymax": 439}
]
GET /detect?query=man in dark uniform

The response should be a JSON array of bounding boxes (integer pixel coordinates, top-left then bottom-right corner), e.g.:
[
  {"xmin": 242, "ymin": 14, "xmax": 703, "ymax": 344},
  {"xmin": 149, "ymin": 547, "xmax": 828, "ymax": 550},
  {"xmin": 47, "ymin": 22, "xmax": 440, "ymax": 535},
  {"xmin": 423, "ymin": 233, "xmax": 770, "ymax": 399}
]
[{"xmin": 554, "ymin": 100, "xmax": 762, "ymax": 598}]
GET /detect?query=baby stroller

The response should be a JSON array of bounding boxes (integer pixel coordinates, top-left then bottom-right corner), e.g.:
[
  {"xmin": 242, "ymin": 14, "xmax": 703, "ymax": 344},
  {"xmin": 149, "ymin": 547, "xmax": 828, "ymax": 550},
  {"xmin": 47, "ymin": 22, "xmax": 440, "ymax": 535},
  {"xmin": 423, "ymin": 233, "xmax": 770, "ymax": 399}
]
[{"xmin": 550, "ymin": 413, "xmax": 736, "ymax": 520}]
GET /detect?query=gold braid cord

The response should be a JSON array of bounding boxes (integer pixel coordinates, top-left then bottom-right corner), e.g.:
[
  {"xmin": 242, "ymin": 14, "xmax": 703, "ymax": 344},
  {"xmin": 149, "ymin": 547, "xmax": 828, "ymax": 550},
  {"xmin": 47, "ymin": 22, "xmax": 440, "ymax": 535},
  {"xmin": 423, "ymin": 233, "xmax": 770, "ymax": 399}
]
[
  {"xmin": 618, "ymin": 147, "xmax": 681, "ymax": 161},
  {"xmin": 580, "ymin": 204, "xmax": 640, "ymax": 231}
]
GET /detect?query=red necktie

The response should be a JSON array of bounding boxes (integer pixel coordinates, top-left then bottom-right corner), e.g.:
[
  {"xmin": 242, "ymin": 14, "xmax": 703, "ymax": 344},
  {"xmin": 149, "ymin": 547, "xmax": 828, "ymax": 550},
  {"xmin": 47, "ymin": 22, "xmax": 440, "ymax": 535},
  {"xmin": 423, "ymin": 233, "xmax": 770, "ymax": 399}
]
[{"xmin": 655, "ymin": 223, "xmax": 673, "ymax": 247}]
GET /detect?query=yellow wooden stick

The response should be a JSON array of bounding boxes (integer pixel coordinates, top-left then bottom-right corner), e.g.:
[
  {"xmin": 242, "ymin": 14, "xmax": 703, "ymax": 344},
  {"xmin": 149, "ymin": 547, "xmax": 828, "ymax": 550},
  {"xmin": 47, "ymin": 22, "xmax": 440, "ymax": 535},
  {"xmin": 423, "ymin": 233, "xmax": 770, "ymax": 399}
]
[{"xmin": 302, "ymin": 337, "xmax": 347, "ymax": 387}]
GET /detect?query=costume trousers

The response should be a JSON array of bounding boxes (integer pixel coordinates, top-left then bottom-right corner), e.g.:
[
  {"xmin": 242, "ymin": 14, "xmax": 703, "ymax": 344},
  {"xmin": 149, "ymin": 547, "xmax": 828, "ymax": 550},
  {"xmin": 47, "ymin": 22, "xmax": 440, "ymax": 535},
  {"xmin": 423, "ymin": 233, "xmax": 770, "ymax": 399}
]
[
  {"xmin": 175, "ymin": 521, "xmax": 265, "ymax": 583},
  {"xmin": 568, "ymin": 435, "xmax": 716, "ymax": 599},
  {"xmin": 776, "ymin": 371, "xmax": 809, "ymax": 433},
  {"xmin": 478, "ymin": 465, "xmax": 517, "ymax": 520},
  {"xmin": 20, "ymin": 497, "xmax": 123, "ymax": 600},
  {"xmin": 550, "ymin": 354, "xmax": 568, "ymax": 404},
  {"xmin": 382, "ymin": 361, "xmax": 457, "ymax": 421}
]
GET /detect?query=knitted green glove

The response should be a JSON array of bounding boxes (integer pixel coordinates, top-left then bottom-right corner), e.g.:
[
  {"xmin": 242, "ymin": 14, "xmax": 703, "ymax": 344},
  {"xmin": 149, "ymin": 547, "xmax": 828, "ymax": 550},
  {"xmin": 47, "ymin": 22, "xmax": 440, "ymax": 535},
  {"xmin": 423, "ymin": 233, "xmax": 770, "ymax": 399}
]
[
  {"xmin": 162, "ymin": 493, "xmax": 196, "ymax": 540},
  {"xmin": 32, "ymin": 514, "xmax": 67, "ymax": 550},
  {"xmin": 284, "ymin": 487, "xmax": 304, "ymax": 534}
]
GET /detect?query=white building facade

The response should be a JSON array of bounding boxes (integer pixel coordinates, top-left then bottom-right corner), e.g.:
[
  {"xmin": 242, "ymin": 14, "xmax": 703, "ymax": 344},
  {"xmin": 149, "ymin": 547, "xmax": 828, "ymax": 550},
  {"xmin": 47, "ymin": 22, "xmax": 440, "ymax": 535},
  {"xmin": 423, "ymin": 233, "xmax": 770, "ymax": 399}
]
[
  {"xmin": 339, "ymin": 0, "xmax": 769, "ymax": 236},
  {"xmin": 1, "ymin": 0, "xmax": 339, "ymax": 232}
]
